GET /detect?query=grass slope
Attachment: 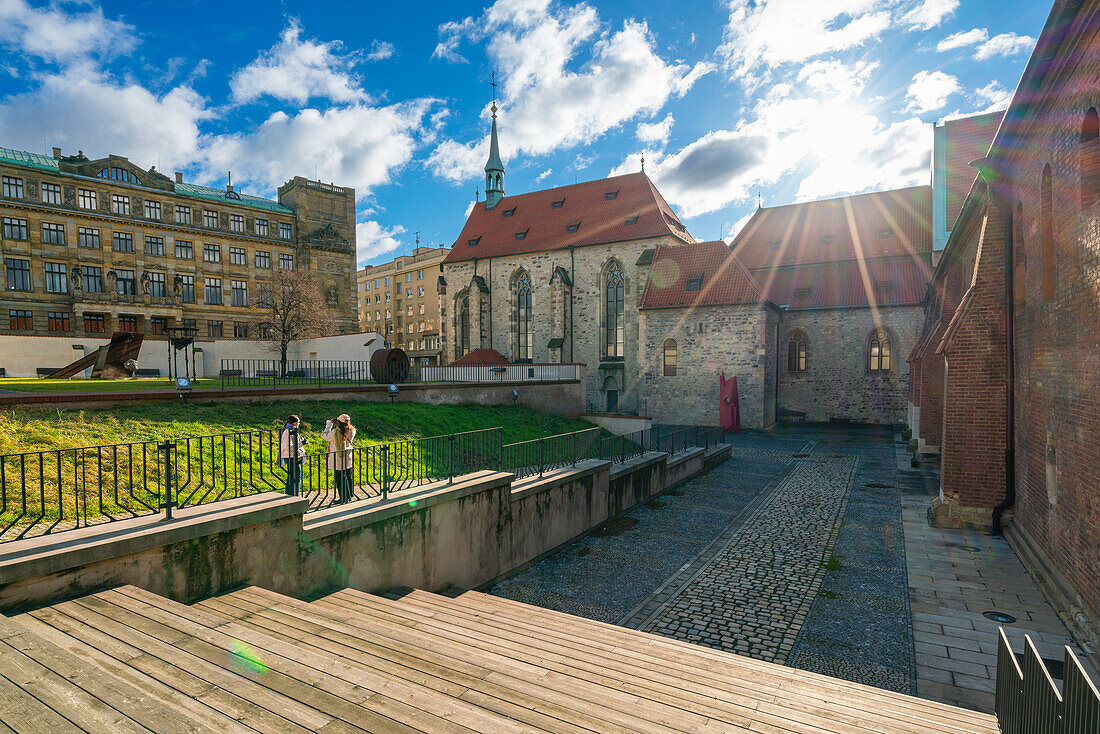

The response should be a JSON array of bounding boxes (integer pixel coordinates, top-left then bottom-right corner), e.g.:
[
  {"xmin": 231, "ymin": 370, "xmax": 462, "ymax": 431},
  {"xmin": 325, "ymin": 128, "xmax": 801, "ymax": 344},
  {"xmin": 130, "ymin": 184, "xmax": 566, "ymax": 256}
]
[
  {"xmin": 0, "ymin": 401, "xmax": 594, "ymax": 455},
  {"xmin": 0, "ymin": 378, "xmax": 222, "ymax": 393}
]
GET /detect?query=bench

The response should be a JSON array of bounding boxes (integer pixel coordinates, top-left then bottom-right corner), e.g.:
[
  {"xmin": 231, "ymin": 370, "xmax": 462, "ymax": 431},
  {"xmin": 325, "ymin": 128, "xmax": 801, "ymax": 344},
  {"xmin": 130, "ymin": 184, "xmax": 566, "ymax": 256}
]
[
  {"xmin": 219, "ymin": 369, "xmax": 243, "ymax": 377},
  {"xmin": 255, "ymin": 370, "xmax": 277, "ymax": 378},
  {"xmin": 134, "ymin": 368, "xmax": 161, "ymax": 377}
]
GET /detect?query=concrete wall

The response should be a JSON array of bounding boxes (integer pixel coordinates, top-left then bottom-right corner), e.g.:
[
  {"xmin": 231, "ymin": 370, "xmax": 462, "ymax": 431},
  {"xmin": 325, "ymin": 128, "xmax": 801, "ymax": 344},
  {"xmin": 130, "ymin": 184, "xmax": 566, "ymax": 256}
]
[
  {"xmin": 579, "ymin": 413, "xmax": 652, "ymax": 435},
  {"xmin": 779, "ymin": 305, "xmax": 923, "ymax": 424},
  {"xmin": 0, "ymin": 332, "xmax": 383, "ymax": 379},
  {"xmin": 0, "ymin": 444, "xmax": 729, "ymax": 612}
]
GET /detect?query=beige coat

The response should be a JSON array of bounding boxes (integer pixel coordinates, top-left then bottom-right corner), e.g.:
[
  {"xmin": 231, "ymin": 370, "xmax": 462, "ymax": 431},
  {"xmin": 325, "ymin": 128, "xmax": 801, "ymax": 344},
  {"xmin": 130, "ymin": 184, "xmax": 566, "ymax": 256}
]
[{"xmin": 322, "ymin": 423, "xmax": 356, "ymax": 470}]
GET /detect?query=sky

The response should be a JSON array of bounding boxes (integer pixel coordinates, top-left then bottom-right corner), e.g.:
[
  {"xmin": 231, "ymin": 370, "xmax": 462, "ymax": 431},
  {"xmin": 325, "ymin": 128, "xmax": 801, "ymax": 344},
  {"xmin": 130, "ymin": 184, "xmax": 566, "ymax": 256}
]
[{"xmin": 0, "ymin": 0, "xmax": 1050, "ymax": 267}]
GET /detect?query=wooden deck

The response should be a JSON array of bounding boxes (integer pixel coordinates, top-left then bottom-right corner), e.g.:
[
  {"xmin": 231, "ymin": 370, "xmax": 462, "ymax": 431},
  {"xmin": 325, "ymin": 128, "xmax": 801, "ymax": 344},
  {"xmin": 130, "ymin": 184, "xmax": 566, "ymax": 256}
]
[{"xmin": 0, "ymin": 584, "xmax": 1001, "ymax": 733}]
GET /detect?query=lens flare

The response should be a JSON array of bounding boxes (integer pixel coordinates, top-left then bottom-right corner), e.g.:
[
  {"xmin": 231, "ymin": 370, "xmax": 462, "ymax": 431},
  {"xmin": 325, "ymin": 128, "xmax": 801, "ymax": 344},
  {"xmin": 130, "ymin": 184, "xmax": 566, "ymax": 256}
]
[{"xmin": 229, "ymin": 639, "xmax": 268, "ymax": 675}]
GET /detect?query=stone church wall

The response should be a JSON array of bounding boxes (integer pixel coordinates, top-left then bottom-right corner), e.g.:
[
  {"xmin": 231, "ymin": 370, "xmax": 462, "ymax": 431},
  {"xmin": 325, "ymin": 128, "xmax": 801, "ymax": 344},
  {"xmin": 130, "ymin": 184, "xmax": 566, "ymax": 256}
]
[
  {"xmin": 640, "ymin": 304, "xmax": 775, "ymax": 428},
  {"xmin": 440, "ymin": 235, "xmax": 677, "ymax": 414},
  {"xmin": 779, "ymin": 305, "xmax": 922, "ymax": 424}
]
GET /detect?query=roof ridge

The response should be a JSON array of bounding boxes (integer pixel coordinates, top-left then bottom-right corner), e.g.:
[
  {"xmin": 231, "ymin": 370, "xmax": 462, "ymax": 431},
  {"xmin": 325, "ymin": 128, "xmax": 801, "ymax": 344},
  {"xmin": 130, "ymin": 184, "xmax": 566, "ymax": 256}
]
[{"xmin": 756, "ymin": 184, "xmax": 930, "ymax": 213}]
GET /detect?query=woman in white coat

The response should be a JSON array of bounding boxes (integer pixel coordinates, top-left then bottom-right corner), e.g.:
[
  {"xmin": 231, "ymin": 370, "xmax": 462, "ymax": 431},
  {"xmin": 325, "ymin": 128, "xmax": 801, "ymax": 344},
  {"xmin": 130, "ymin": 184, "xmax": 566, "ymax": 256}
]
[{"xmin": 322, "ymin": 413, "xmax": 356, "ymax": 504}]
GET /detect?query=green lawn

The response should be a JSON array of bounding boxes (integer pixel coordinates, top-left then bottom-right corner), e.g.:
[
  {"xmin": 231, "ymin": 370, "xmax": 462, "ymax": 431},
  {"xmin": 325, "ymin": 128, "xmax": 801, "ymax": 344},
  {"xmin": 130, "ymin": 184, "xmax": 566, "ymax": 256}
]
[
  {"xmin": 0, "ymin": 378, "xmax": 222, "ymax": 393},
  {"xmin": 0, "ymin": 401, "xmax": 595, "ymax": 456}
]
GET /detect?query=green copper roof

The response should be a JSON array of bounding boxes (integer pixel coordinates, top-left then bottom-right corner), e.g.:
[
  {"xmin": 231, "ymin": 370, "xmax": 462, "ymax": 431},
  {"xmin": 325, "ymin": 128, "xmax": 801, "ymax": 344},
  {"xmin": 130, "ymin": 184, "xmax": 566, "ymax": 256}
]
[
  {"xmin": 174, "ymin": 182, "xmax": 293, "ymax": 214},
  {"xmin": 0, "ymin": 146, "xmax": 60, "ymax": 172},
  {"xmin": 0, "ymin": 145, "xmax": 293, "ymax": 214}
]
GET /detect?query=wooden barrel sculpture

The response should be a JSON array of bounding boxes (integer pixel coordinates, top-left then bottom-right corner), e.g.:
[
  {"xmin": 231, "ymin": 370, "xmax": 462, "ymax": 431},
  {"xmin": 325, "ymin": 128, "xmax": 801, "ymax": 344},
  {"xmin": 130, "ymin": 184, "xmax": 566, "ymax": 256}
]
[{"xmin": 370, "ymin": 348, "xmax": 411, "ymax": 384}]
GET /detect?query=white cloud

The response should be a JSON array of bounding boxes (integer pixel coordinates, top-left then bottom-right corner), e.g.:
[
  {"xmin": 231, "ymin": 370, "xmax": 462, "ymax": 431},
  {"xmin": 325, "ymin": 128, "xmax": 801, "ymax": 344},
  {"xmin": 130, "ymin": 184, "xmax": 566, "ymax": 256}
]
[
  {"xmin": 356, "ymin": 220, "xmax": 406, "ymax": 265},
  {"xmin": 901, "ymin": 0, "xmax": 959, "ymax": 31},
  {"xmin": 905, "ymin": 70, "xmax": 960, "ymax": 113},
  {"xmin": 975, "ymin": 80, "xmax": 1012, "ymax": 108},
  {"xmin": 610, "ymin": 83, "xmax": 931, "ymax": 217},
  {"xmin": 797, "ymin": 59, "xmax": 879, "ymax": 98},
  {"xmin": 636, "ymin": 113, "xmax": 674, "ymax": 145},
  {"xmin": 975, "ymin": 32, "xmax": 1034, "ymax": 60},
  {"xmin": 718, "ymin": 0, "xmax": 891, "ymax": 86},
  {"xmin": 0, "ymin": 0, "xmax": 137, "ymax": 63},
  {"xmin": 428, "ymin": 0, "xmax": 711, "ymax": 182},
  {"xmin": 229, "ymin": 19, "xmax": 366, "ymax": 105},
  {"xmin": 0, "ymin": 64, "xmax": 210, "ymax": 170},
  {"xmin": 937, "ymin": 28, "xmax": 988, "ymax": 51},
  {"xmin": 534, "ymin": 168, "xmax": 553, "ymax": 183},
  {"xmin": 366, "ymin": 40, "xmax": 395, "ymax": 61},
  {"xmin": 201, "ymin": 100, "xmax": 435, "ymax": 199},
  {"xmin": 936, "ymin": 28, "xmax": 1035, "ymax": 60}
]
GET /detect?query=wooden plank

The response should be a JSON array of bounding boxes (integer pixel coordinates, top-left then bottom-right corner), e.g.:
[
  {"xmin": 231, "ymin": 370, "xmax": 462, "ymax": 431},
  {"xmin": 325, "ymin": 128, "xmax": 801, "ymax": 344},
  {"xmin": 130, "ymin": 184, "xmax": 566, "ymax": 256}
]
[
  {"xmin": 229, "ymin": 588, "xmax": 736, "ymax": 734},
  {"xmin": 447, "ymin": 589, "xmax": 1000, "ymax": 731},
  {"xmin": 107, "ymin": 586, "xmax": 535, "ymax": 734},
  {"xmin": 199, "ymin": 595, "xmax": 624, "ymax": 734},
  {"xmin": 394, "ymin": 589, "xmax": 994, "ymax": 734},
  {"xmin": 0, "ymin": 669, "xmax": 84, "ymax": 734},
  {"xmin": 13, "ymin": 609, "xmax": 263, "ymax": 734},
  {"xmin": 316, "ymin": 591, "xmax": 930, "ymax": 734}
]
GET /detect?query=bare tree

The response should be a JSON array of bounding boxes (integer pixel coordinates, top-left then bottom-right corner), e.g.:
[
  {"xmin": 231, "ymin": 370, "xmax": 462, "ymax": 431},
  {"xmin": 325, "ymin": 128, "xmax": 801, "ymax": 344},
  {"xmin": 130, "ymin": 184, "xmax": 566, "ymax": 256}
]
[{"xmin": 254, "ymin": 268, "xmax": 334, "ymax": 376}]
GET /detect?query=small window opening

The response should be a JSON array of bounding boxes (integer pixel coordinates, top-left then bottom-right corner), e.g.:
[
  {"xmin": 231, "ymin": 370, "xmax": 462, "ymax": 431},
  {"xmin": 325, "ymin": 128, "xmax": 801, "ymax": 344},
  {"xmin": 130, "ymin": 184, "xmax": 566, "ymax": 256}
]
[
  {"xmin": 605, "ymin": 190, "xmax": 618, "ymax": 200},
  {"xmin": 551, "ymin": 199, "xmax": 564, "ymax": 209},
  {"xmin": 566, "ymin": 223, "xmax": 580, "ymax": 233},
  {"xmin": 685, "ymin": 274, "xmax": 703, "ymax": 291},
  {"xmin": 467, "ymin": 237, "xmax": 480, "ymax": 247},
  {"xmin": 625, "ymin": 216, "xmax": 638, "ymax": 225},
  {"xmin": 503, "ymin": 208, "xmax": 516, "ymax": 217},
  {"xmin": 515, "ymin": 230, "xmax": 528, "ymax": 240}
]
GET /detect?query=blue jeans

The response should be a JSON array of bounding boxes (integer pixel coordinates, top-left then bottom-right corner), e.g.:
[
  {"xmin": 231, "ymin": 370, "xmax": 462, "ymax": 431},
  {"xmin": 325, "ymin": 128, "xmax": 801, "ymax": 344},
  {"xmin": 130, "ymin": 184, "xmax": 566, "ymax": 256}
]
[{"xmin": 284, "ymin": 459, "xmax": 302, "ymax": 496}]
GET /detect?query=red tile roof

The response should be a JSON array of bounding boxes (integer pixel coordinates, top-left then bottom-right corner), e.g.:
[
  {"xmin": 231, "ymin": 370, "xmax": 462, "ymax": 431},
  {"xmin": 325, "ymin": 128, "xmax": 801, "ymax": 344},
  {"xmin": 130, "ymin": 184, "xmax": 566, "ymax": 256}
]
[
  {"xmin": 729, "ymin": 185, "xmax": 932, "ymax": 269},
  {"xmin": 752, "ymin": 258, "xmax": 932, "ymax": 309},
  {"xmin": 640, "ymin": 241, "xmax": 764, "ymax": 310},
  {"xmin": 943, "ymin": 111, "xmax": 1004, "ymax": 228},
  {"xmin": 452, "ymin": 348, "xmax": 509, "ymax": 366},
  {"xmin": 445, "ymin": 172, "xmax": 692, "ymax": 264}
]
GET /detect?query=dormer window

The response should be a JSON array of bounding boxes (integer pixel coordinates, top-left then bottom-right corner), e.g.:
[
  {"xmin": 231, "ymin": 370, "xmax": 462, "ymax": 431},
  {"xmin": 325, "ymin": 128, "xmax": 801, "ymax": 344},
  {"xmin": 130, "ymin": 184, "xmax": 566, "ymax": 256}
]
[
  {"xmin": 820, "ymin": 234, "xmax": 833, "ymax": 245},
  {"xmin": 625, "ymin": 216, "xmax": 638, "ymax": 225},
  {"xmin": 566, "ymin": 223, "xmax": 580, "ymax": 233},
  {"xmin": 467, "ymin": 237, "xmax": 480, "ymax": 247},
  {"xmin": 878, "ymin": 228, "xmax": 895, "ymax": 239},
  {"xmin": 605, "ymin": 190, "xmax": 619, "ymax": 200},
  {"xmin": 503, "ymin": 208, "xmax": 516, "ymax": 217},
  {"xmin": 685, "ymin": 274, "xmax": 703, "ymax": 291},
  {"xmin": 875, "ymin": 281, "xmax": 894, "ymax": 292},
  {"xmin": 515, "ymin": 230, "xmax": 528, "ymax": 240},
  {"xmin": 768, "ymin": 241, "xmax": 781, "ymax": 251},
  {"xmin": 552, "ymin": 199, "xmax": 564, "ymax": 209},
  {"xmin": 793, "ymin": 286, "xmax": 812, "ymax": 298},
  {"xmin": 226, "ymin": 190, "xmax": 241, "ymax": 200},
  {"xmin": 98, "ymin": 166, "xmax": 140, "ymax": 185}
]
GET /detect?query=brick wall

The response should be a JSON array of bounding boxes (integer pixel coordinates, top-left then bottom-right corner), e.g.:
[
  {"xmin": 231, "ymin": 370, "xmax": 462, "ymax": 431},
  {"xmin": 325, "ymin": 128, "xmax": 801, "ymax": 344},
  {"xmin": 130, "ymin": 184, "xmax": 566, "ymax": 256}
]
[
  {"xmin": 778, "ymin": 306, "xmax": 923, "ymax": 424},
  {"xmin": 938, "ymin": 208, "xmax": 1008, "ymax": 518}
]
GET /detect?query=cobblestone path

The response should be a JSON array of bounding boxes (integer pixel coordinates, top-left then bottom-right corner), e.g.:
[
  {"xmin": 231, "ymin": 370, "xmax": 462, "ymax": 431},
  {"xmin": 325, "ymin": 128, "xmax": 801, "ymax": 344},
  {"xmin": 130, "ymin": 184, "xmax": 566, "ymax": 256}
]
[{"xmin": 633, "ymin": 454, "xmax": 857, "ymax": 663}]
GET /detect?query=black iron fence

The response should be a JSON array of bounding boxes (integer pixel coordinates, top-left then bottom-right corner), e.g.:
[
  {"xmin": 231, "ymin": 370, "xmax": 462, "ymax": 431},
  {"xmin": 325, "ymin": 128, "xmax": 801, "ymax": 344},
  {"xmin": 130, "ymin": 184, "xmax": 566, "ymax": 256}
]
[
  {"xmin": 0, "ymin": 423, "xmax": 726, "ymax": 543},
  {"xmin": 995, "ymin": 628, "xmax": 1100, "ymax": 734},
  {"xmin": 219, "ymin": 359, "xmax": 581, "ymax": 389}
]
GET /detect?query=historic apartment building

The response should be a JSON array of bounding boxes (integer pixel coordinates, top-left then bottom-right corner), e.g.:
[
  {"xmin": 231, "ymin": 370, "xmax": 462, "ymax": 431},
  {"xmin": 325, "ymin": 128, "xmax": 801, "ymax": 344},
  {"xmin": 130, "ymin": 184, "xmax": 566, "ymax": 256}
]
[
  {"xmin": 0, "ymin": 147, "xmax": 358, "ymax": 343},
  {"xmin": 356, "ymin": 246, "xmax": 448, "ymax": 364},
  {"xmin": 908, "ymin": 0, "xmax": 1100, "ymax": 664}
]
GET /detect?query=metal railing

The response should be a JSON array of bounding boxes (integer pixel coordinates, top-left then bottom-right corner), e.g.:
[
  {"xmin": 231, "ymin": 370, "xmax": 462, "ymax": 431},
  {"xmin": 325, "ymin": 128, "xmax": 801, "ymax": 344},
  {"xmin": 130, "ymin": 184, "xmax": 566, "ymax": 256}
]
[
  {"xmin": 0, "ymin": 423, "xmax": 727, "ymax": 542},
  {"xmin": 218, "ymin": 359, "xmax": 581, "ymax": 388},
  {"xmin": 995, "ymin": 628, "xmax": 1100, "ymax": 734}
]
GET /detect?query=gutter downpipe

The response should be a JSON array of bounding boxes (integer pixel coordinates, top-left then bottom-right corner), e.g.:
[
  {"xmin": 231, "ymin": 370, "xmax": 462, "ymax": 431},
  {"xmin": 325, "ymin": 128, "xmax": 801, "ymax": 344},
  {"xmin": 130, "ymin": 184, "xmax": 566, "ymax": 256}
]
[
  {"xmin": 974, "ymin": 158, "xmax": 1015, "ymax": 536},
  {"xmin": 774, "ymin": 306, "xmax": 783, "ymax": 428},
  {"xmin": 569, "ymin": 246, "xmax": 575, "ymax": 363}
]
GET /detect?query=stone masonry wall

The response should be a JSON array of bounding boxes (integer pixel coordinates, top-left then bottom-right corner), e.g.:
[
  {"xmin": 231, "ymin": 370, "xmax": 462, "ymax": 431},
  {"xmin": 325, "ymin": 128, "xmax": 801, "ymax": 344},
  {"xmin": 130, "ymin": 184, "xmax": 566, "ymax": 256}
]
[
  {"xmin": 441, "ymin": 235, "xmax": 678, "ymax": 414},
  {"xmin": 779, "ymin": 306, "xmax": 923, "ymax": 424},
  {"xmin": 639, "ymin": 304, "xmax": 773, "ymax": 428}
]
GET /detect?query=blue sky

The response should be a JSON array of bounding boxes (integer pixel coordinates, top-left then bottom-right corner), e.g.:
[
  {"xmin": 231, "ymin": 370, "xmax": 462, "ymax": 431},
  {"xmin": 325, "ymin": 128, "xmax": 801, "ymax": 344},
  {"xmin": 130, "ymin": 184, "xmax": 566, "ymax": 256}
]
[{"xmin": 0, "ymin": 0, "xmax": 1049, "ymax": 266}]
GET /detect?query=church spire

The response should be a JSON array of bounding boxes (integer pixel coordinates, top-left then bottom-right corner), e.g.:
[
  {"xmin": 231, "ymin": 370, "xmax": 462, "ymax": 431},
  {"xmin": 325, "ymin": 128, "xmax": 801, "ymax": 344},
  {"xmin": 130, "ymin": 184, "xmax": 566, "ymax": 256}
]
[{"xmin": 484, "ymin": 73, "xmax": 505, "ymax": 209}]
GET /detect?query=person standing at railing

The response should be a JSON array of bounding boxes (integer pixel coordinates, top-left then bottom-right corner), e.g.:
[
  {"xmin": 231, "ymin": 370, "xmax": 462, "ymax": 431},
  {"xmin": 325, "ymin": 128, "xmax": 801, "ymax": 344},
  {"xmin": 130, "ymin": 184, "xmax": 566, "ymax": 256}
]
[
  {"xmin": 322, "ymin": 414, "xmax": 356, "ymax": 504},
  {"xmin": 279, "ymin": 415, "xmax": 306, "ymax": 496}
]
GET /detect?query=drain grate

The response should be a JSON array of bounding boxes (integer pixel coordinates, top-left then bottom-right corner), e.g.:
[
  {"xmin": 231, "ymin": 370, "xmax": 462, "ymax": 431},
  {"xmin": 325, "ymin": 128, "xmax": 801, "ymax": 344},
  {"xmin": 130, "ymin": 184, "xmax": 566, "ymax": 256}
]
[{"xmin": 983, "ymin": 610, "xmax": 1017, "ymax": 624}]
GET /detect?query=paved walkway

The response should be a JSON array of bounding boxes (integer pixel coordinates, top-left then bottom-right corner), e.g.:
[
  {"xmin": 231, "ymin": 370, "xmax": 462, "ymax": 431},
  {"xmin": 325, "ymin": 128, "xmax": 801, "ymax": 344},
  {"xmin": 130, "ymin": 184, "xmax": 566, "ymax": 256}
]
[{"xmin": 487, "ymin": 425, "xmax": 1096, "ymax": 713}]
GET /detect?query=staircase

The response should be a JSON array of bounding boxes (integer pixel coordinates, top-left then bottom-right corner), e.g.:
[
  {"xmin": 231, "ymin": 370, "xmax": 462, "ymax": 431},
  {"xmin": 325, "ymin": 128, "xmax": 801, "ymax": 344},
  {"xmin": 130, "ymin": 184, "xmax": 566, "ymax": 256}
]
[{"xmin": 0, "ymin": 585, "xmax": 1000, "ymax": 733}]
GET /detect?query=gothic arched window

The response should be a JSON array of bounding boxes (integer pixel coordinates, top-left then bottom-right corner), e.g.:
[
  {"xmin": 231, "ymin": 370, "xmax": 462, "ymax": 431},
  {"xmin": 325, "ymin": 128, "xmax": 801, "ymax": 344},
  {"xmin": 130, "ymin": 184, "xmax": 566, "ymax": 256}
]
[
  {"xmin": 787, "ymin": 332, "xmax": 807, "ymax": 372},
  {"xmin": 455, "ymin": 291, "xmax": 470, "ymax": 359},
  {"xmin": 604, "ymin": 262, "xmax": 625, "ymax": 359},
  {"xmin": 869, "ymin": 329, "xmax": 891, "ymax": 372},
  {"xmin": 515, "ymin": 272, "xmax": 533, "ymax": 362},
  {"xmin": 663, "ymin": 339, "xmax": 677, "ymax": 376}
]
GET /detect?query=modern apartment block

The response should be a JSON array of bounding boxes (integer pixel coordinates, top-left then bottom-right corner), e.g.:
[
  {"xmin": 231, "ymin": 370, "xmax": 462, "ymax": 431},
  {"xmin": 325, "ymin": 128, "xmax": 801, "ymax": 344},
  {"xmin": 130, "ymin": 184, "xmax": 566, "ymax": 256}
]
[
  {"xmin": 0, "ymin": 146, "xmax": 358, "ymax": 342},
  {"xmin": 356, "ymin": 246, "xmax": 449, "ymax": 364}
]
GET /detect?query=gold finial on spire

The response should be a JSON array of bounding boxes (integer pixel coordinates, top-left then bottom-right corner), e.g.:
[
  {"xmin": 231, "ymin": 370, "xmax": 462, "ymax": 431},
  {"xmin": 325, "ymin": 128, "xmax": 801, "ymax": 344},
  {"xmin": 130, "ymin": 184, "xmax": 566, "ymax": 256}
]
[{"xmin": 641, "ymin": 155, "xmax": 645, "ymax": 173}]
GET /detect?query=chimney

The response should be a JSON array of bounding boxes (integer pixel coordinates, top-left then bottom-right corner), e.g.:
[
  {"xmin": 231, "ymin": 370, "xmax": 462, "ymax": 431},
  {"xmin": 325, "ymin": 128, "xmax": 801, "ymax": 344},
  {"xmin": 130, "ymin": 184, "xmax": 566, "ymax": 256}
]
[
  {"xmin": 51, "ymin": 147, "xmax": 61, "ymax": 159},
  {"xmin": 174, "ymin": 172, "xmax": 183, "ymax": 184},
  {"xmin": 226, "ymin": 171, "xmax": 233, "ymax": 194}
]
